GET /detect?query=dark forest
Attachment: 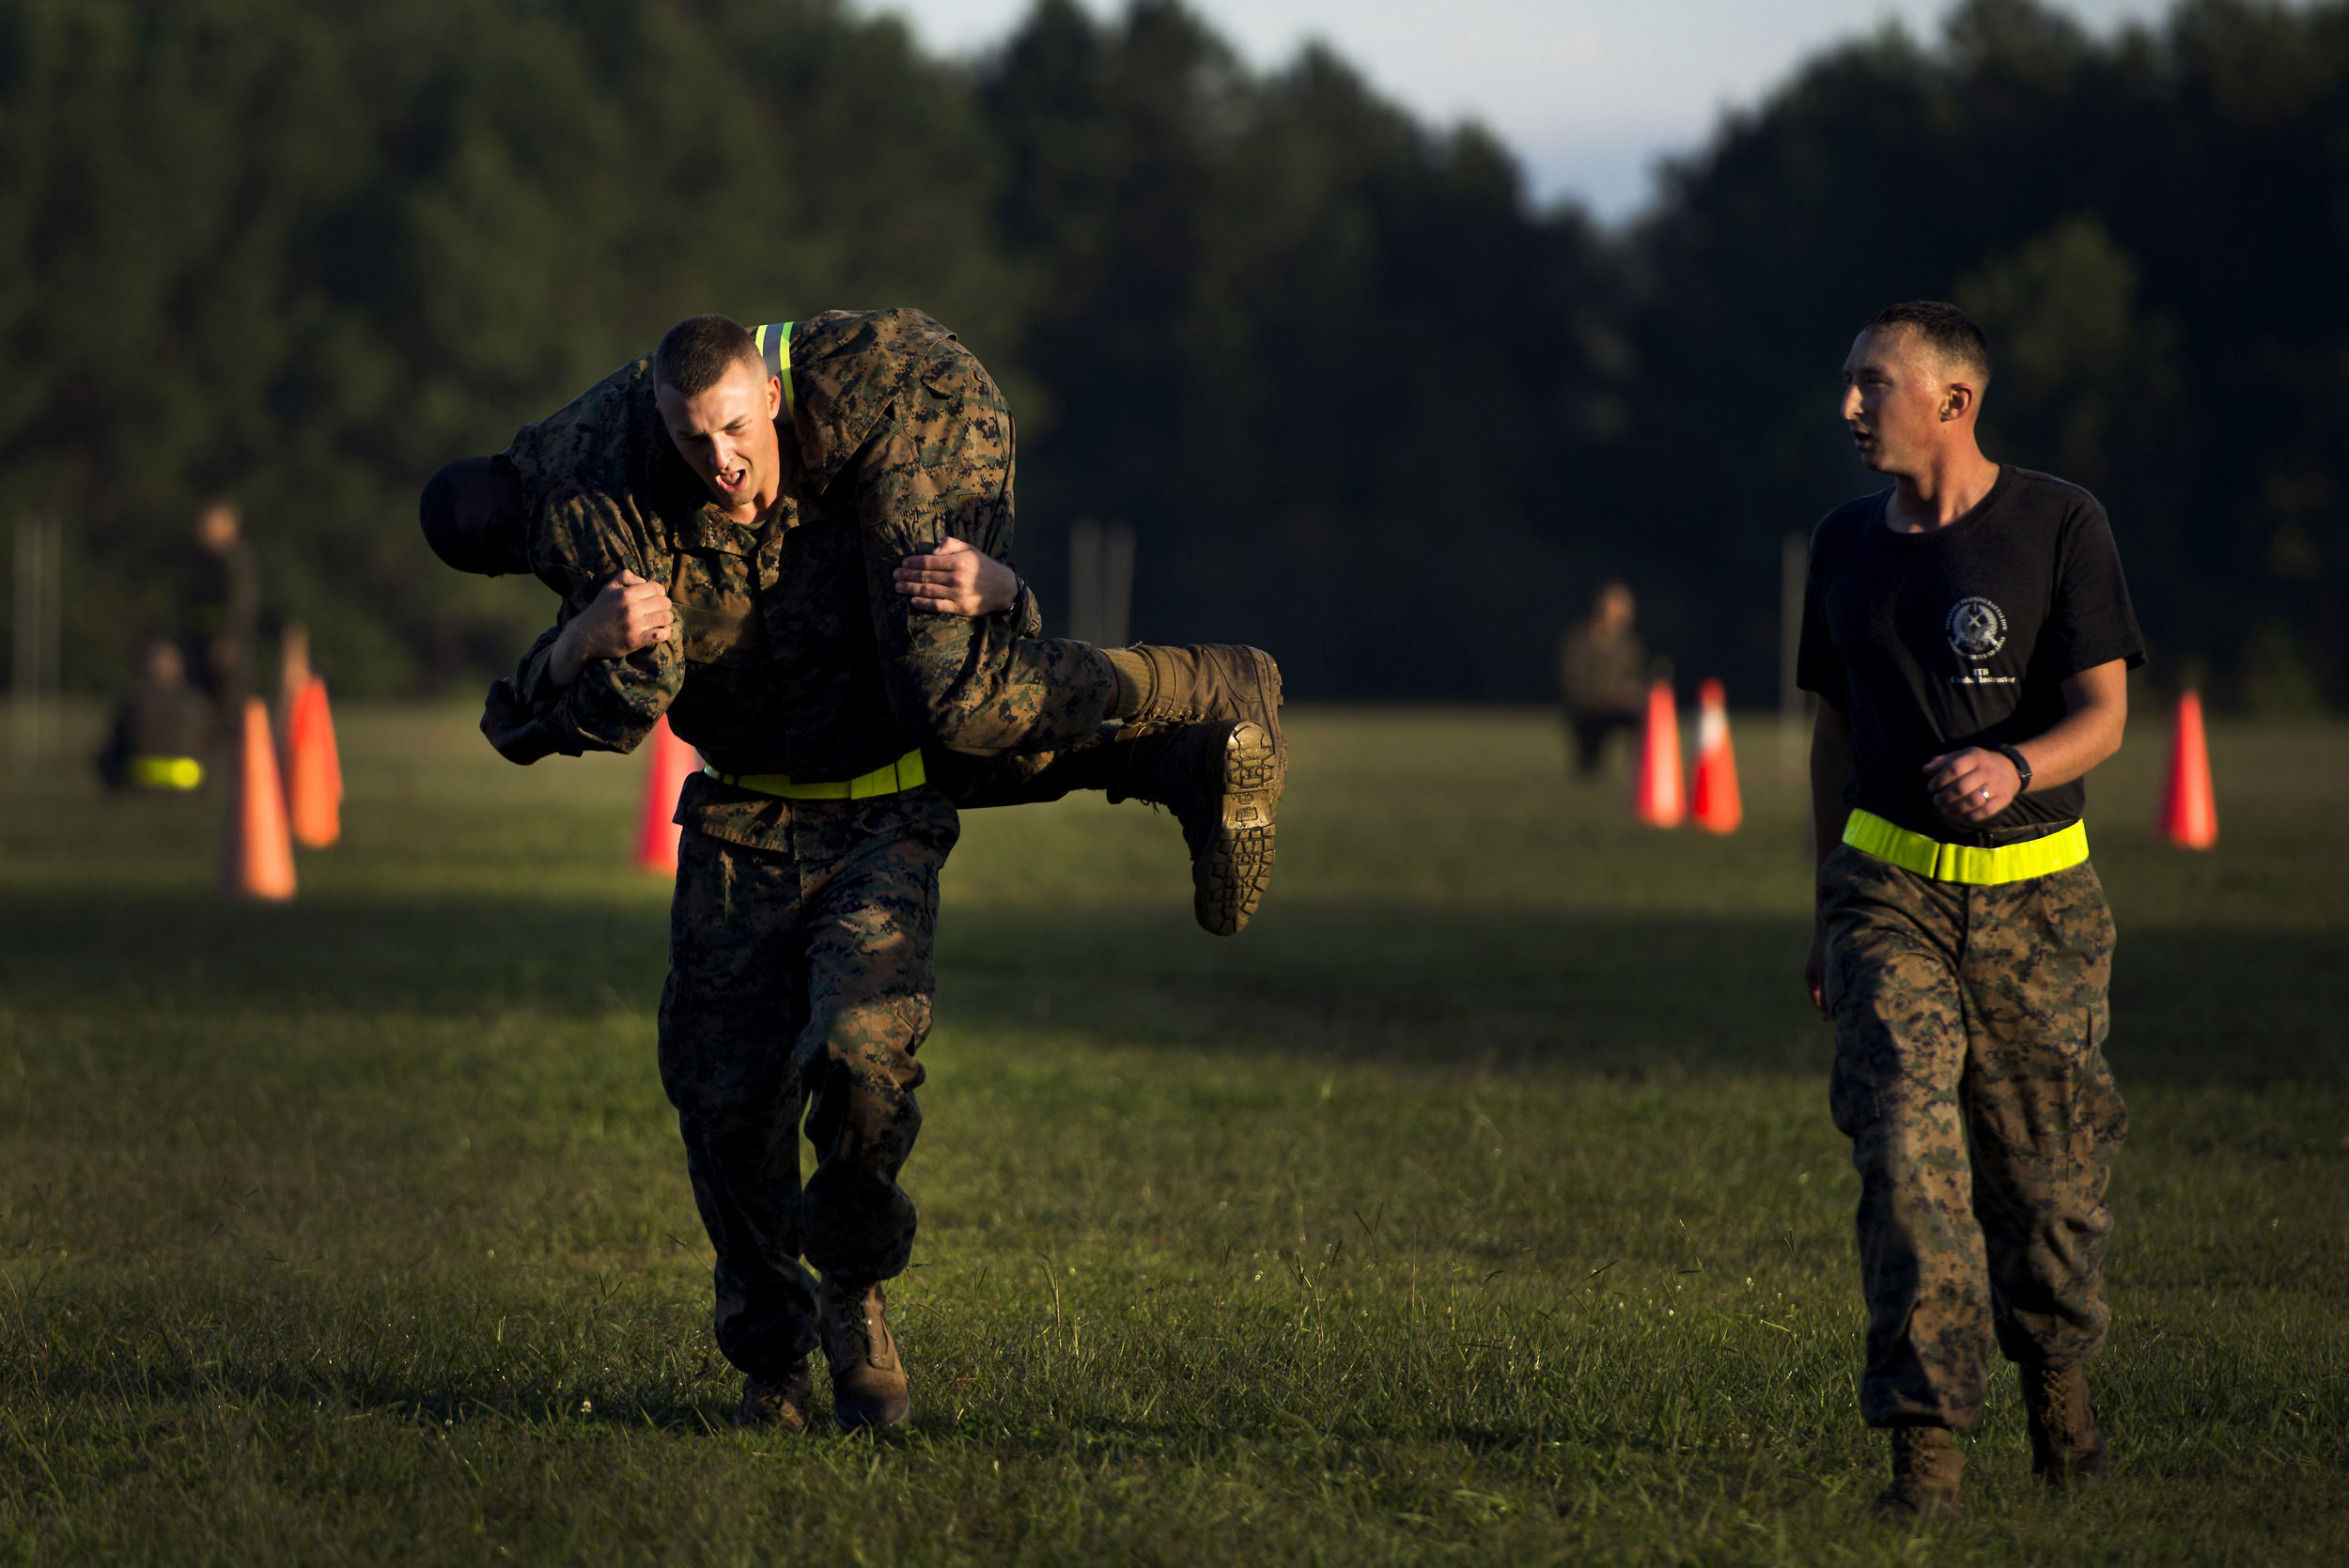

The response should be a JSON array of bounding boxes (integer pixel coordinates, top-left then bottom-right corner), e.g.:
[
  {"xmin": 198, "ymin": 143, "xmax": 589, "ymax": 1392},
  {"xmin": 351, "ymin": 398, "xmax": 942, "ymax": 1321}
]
[{"xmin": 3, "ymin": 0, "xmax": 2341, "ymax": 707}]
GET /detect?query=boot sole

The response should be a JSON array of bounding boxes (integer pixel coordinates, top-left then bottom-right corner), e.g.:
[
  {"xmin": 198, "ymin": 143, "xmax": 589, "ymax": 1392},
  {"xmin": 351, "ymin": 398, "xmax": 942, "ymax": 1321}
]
[
  {"xmin": 1238, "ymin": 647, "xmax": 1285, "ymax": 772},
  {"xmin": 1196, "ymin": 721, "xmax": 1280, "ymax": 937}
]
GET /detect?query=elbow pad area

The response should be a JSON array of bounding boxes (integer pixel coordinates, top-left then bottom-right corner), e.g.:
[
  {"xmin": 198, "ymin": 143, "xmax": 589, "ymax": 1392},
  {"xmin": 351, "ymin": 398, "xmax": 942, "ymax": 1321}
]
[{"xmin": 481, "ymin": 680, "xmax": 568, "ymax": 765}]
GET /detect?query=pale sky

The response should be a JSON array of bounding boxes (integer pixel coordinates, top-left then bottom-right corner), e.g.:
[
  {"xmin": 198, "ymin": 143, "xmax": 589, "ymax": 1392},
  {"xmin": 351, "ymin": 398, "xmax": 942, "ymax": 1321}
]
[{"xmin": 863, "ymin": 0, "xmax": 2188, "ymax": 221}]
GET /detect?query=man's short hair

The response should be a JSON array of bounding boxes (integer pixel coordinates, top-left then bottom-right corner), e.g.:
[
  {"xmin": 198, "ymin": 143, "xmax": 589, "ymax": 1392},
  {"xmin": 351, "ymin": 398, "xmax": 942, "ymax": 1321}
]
[
  {"xmin": 1864, "ymin": 301, "xmax": 1992, "ymax": 387},
  {"xmin": 653, "ymin": 314, "xmax": 761, "ymax": 397}
]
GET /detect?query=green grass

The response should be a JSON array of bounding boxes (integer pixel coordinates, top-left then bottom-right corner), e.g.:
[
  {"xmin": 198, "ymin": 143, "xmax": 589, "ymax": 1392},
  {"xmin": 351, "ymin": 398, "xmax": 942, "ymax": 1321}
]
[{"xmin": 1, "ymin": 698, "xmax": 2343, "ymax": 1563}]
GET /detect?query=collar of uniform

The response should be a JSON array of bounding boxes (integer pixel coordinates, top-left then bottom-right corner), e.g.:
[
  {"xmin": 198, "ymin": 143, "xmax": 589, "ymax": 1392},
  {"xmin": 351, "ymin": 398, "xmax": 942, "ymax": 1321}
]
[
  {"xmin": 673, "ymin": 505, "xmax": 763, "ymax": 556},
  {"xmin": 670, "ymin": 454, "xmax": 815, "ymax": 559},
  {"xmin": 782, "ymin": 308, "xmax": 965, "ymax": 495}
]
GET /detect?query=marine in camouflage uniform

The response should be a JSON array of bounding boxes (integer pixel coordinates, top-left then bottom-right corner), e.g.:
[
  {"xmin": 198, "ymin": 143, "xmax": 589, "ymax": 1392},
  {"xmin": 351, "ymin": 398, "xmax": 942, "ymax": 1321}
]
[
  {"xmin": 483, "ymin": 309, "xmax": 1281, "ymax": 895},
  {"xmin": 1802, "ymin": 303, "xmax": 2143, "ymax": 1520},
  {"xmin": 469, "ymin": 310, "xmax": 1282, "ymax": 1431},
  {"xmin": 486, "ymin": 310, "xmax": 1123, "ymax": 770}
]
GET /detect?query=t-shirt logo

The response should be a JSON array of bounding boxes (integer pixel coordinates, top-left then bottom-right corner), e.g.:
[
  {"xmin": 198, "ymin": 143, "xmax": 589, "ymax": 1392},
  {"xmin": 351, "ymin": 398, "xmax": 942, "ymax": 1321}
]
[{"xmin": 1945, "ymin": 597, "xmax": 2008, "ymax": 660}]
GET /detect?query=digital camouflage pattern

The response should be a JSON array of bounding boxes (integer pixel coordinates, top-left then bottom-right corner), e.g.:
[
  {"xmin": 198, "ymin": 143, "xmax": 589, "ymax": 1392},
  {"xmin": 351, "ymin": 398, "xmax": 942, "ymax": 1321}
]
[
  {"xmin": 482, "ymin": 310, "xmax": 1142, "ymax": 1381},
  {"xmin": 661, "ymin": 805, "xmax": 954, "ymax": 1377},
  {"xmin": 482, "ymin": 307, "xmax": 1119, "ymax": 854},
  {"xmin": 1818, "ymin": 841, "xmax": 2127, "ymax": 1430}
]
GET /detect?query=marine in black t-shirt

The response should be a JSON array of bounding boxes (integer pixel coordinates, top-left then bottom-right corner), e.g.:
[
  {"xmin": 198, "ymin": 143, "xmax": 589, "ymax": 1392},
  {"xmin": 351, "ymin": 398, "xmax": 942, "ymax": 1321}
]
[
  {"xmin": 1809, "ymin": 302, "xmax": 2136, "ymax": 1516},
  {"xmin": 1797, "ymin": 465, "xmax": 2145, "ymax": 842}
]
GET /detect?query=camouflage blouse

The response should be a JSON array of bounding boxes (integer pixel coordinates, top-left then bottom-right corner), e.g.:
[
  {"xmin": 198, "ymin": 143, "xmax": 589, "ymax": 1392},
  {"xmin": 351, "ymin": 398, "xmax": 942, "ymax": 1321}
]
[{"xmin": 482, "ymin": 309, "xmax": 1112, "ymax": 852}]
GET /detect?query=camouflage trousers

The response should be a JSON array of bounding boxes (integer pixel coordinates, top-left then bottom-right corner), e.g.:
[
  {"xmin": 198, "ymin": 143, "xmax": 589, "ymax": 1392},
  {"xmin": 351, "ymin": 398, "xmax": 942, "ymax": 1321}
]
[
  {"xmin": 1819, "ymin": 841, "xmax": 2128, "ymax": 1430},
  {"xmin": 923, "ymin": 723, "xmax": 1127, "ymax": 809},
  {"xmin": 658, "ymin": 792, "xmax": 957, "ymax": 1380}
]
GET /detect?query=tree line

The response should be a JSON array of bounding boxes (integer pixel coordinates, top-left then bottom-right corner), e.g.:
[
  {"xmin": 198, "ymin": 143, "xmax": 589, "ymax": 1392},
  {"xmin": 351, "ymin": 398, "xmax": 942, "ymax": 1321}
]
[{"xmin": 2, "ymin": 0, "xmax": 2341, "ymax": 708}]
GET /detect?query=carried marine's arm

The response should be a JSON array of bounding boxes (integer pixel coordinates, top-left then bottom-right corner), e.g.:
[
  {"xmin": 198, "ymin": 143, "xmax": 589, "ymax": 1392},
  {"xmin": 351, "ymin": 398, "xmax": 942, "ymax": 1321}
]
[
  {"xmin": 851, "ymin": 339, "xmax": 1117, "ymax": 756},
  {"xmin": 481, "ymin": 479, "xmax": 1035, "ymax": 765},
  {"xmin": 481, "ymin": 488, "xmax": 684, "ymax": 764},
  {"xmin": 475, "ymin": 321, "xmax": 1073, "ymax": 765}
]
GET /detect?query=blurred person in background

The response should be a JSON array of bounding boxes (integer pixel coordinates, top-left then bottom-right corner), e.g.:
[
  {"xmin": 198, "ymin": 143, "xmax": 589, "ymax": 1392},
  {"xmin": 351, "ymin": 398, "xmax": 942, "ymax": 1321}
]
[
  {"xmin": 276, "ymin": 620, "xmax": 312, "ymax": 710},
  {"xmin": 182, "ymin": 499, "xmax": 258, "ymax": 715},
  {"xmin": 1801, "ymin": 302, "xmax": 2139, "ymax": 1524},
  {"xmin": 426, "ymin": 309, "xmax": 1286, "ymax": 1438},
  {"xmin": 95, "ymin": 639, "xmax": 216, "ymax": 793},
  {"xmin": 273, "ymin": 620, "xmax": 314, "ymax": 758},
  {"xmin": 1556, "ymin": 580, "xmax": 1648, "ymax": 776}
]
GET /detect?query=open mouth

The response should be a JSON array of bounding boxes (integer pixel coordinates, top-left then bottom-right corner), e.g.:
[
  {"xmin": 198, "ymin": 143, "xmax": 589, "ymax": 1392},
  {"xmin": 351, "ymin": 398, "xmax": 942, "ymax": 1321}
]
[{"xmin": 713, "ymin": 465, "xmax": 748, "ymax": 492}]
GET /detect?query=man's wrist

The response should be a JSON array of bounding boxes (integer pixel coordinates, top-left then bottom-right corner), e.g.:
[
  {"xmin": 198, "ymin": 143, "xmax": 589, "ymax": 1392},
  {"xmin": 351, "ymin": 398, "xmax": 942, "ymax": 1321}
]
[
  {"xmin": 1994, "ymin": 742, "xmax": 2032, "ymax": 795},
  {"xmin": 548, "ymin": 624, "xmax": 586, "ymax": 688}
]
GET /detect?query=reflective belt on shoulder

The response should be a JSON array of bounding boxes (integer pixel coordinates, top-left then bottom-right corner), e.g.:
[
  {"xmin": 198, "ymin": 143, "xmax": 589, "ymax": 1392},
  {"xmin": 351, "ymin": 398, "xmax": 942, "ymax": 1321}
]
[
  {"xmin": 754, "ymin": 320, "xmax": 797, "ymax": 417},
  {"xmin": 703, "ymin": 748, "xmax": 926, "ymax": 801},
  {"xmin": 129, "ymin": 755, "xmax": 204, "ymax": 791},
  {"xmin": 1843, "ymin": 807, "xmax": 2089, "ymax": 885}
]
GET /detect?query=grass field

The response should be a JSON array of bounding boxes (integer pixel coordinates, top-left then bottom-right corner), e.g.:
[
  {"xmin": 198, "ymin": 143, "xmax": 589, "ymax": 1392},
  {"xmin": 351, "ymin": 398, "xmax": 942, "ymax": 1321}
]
[{"xmin": 2, "ymin": 698, "xmax": 2344, "ymax": 1563}]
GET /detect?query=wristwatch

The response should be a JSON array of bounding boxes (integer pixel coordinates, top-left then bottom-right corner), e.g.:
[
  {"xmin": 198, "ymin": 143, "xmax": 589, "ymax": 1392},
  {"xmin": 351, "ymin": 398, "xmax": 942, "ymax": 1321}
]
[{"xmin": 1994, "ymin": 742, "xmax": 2032, "ymax": 795}]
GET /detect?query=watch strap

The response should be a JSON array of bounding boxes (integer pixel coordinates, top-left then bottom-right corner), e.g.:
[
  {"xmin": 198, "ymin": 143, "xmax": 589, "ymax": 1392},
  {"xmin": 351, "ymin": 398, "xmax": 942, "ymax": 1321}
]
[{"xmin": 1994, "ymin": 742, "xmax": 2032, "ymax": 793}]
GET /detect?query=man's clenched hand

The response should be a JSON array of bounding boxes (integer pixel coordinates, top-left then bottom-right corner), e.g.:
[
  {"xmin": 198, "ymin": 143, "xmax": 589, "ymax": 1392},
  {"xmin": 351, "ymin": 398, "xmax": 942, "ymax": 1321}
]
[
  {"xmin": 894, "ymin": 536, "xmax": 1019, "ymax": 617},
  {"xmin": 550, "ymin": 570, "xmax": 673, "ymax": 687},
  {"xmin": 1922, "ymin": 745, "xmax": 2025, "ymax": 824}
]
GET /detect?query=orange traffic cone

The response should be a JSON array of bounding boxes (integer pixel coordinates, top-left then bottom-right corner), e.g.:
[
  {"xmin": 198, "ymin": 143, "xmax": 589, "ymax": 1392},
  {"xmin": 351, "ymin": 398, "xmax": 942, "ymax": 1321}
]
[
  {"xmin": 285, "ymin": 675, "xmax": 342, "ymax": 849},
  {"xmin": 1631, "ymin": 678, "xmax": 1685, "ymax": 828},
  {"xmin": 222, "ymin": 697, "xmax": 296, "ymax": 900},
  {"xmin": 1690, "ymin": 677, "xmax": 1743, "ymax": 834},
  {"xmin": 634, "ymin": 716, "xmax": 704, "ymax": 875},
  {"xmin": 2156, "ymin": 690, "xmax": 2217, "ymax": 849}
]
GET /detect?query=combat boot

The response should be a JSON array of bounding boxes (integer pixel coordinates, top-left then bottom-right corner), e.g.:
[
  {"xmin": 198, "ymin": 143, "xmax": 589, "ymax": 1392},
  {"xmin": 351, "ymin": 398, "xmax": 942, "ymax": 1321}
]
[
  {"xmin": 817, "ymin": 1277, "xmax": 910, "ymax": 1431},
  {"xmin": 1100, "ymin": 644, "xmax": 1284, "ymax": 765},
  {"xmin": 1115, "ymin": 720, "xmax": 1282, "ymax": 936},
  {"xmin": 2021, "ymin": 1363, "xmax": 2109, "ymax": 1487},
  {"xmin": 733, "ymin": 1358, "xmax": 814, "ymax": 1433},
  {"xmin": 1870, "ymin": 1424, "xmax": 1963, "ymax": 1523}
]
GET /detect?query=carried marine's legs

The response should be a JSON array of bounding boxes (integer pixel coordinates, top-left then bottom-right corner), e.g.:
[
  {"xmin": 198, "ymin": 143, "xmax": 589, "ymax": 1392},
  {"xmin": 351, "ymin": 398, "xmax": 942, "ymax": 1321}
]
[{"xmin": 928, "ymin": 641, "xmax": 1286, "ymax": 935}]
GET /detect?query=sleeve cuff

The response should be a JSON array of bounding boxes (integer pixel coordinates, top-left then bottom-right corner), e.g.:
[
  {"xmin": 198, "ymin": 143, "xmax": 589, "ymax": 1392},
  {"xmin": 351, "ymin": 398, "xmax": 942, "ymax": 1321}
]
[{"xmin": 1003, "ymin": 582, "xmax": 1044, "ymax": 641}]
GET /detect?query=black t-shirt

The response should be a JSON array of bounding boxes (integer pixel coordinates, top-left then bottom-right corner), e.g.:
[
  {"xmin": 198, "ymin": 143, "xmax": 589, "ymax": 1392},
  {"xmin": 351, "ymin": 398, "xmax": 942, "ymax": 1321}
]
[{"xmin": 1797, "ymin": 466, "xmax": 2145, "ymax": 840}]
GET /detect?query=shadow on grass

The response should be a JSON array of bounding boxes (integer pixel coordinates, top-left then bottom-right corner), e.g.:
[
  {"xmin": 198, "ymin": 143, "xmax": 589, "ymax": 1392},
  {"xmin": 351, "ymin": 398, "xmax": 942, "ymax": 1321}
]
[
  {"xmin": 940, "ymin": 902, "xmax": 2349, "ymax": 1085},
  {"xmin": 2, "ymin": 892, "xmax": 2339, "ymax": 1084},
  {"xmin": 7, "ymin": 1354, "xmax": 726, "ymax": 1437},
  {"xmin": 0, "ymin": 892, "xmax": 675, "ymax": 1021},
  {"xmin": 3, "ymin": 1343, "xmax": 1649, "ymax": 1464}
]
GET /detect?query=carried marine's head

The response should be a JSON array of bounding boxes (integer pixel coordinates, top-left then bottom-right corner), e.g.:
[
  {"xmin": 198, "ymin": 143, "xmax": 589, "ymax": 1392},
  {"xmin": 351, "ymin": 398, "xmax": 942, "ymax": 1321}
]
[{"xmin": 420, "ymin": 456, "xmax": 531, "ymax": 578}]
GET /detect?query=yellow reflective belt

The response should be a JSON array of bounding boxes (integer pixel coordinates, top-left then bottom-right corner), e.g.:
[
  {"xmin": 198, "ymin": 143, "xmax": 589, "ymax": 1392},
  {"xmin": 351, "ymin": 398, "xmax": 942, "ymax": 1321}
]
[
  {"xmin": 704, "ymin": 748, "xmax": 926, "ymax": 801},
  {"xmin": 754, "ymin": 320, "xmax": 797, "ymax": 417},
  {"xmin": 1843, "ymin": 808, "xmax": 2089, "ymax": 885},
  {"xmin": 129, "ymin": 755, "xmax": 205, "ymax": 791}
]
